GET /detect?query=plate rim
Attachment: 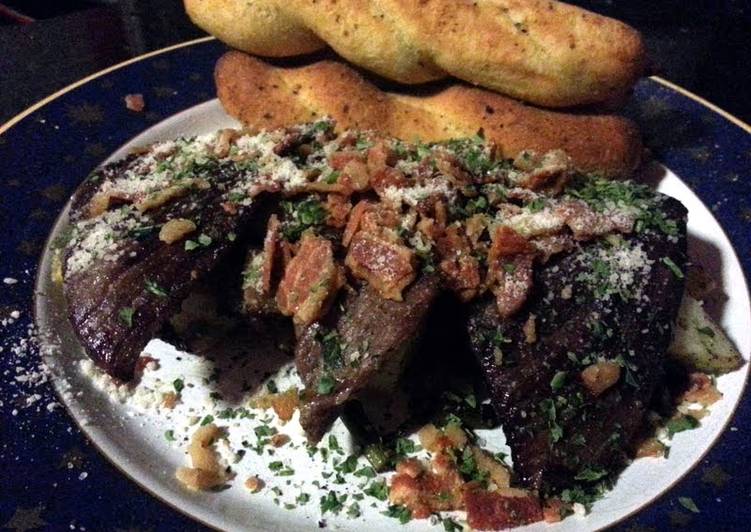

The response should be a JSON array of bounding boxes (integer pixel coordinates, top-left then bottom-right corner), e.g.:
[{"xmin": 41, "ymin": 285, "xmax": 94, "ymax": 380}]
[{"xmin": 6, "ymin": 36, "xmax": 751, "ymax": 531}]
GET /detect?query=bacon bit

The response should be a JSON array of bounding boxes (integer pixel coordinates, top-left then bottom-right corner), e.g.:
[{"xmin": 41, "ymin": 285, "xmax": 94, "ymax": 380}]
[
  {"xmin": 345, "ymin": 231, "xmax": 416, "ymax": 301},
  {"xmin": 542, "ymin": 498, "xmax": 566, "ymax": 523},
  {"xmin": 434, "ymin": 153, "xmax": 472, "ymax": 186},
  {"xmin": 366, "ymin": 140, "xmax": 397, "ymax": 173},
  {"xmin": 516, "ymin": 150, "xmax": 571, "ymax": 192},
  {"xmin": 530, "ymin": 234, "xmax": 575, "ymax": 262},
  {"xmin": 214, "ymin": 128, "xmax": 239, "ymax": 158},
  {"xmin": 159, "ymin": 218, "xmax": 197, "ymax": 244},
  {"xmin": 417, "ymin": 423, "xmax": 468, "ymax": 455},
  {"xmin": 221, "ymin": 201, "xmax": 239, "ymax": 214},
  {"xmin": 276, "ymin": 234, "xmax": 344, "ymax": 325},
  {"xmin": 272, "ymin": 130, "xmax": 303, "ymax": 156},
  {"xmin": 124, "ymin": 93, "xmax": 145, "ymax": 112},
  {"xmin": 464, "ymin": 214, "xmax": 488, "ymax": 245},
  {"xmin": 463, "ymin": 484, "xmax": 543, "ymax": 530},
  {"xmin": 325, "ymin": 194, "xmax": 352, "ymax": 228},
  {"xmin": 176, "ymin": 467, "xmax": 224, "ymax": 491},
  {"xmin": 341, "ymin": 159, "xmax": 371, "ymax": 192},
  {"xmin": 244, "ymin": 476, "xmax": 264, "ymax": 493},
  {"xmin": 581, "ymin": 360, "xmax": 622, "ymax": 396},
  {"xmin": 161, "ymin": 391, "xmax": 178, "ymax": 410},
  {"xmin": 443, "ymin": 422, "xmax": 469, "ymax": 450},
  {"xmin": 136, "ymin": 184, "xmax": 192, "ymax": 213},
  {"xmin": 371, "ymin": 167, "xmax": 407, "ymax": 195},
  {"xmin": 396, "ymin": 458, "xmax": 424, "ymax": 478},
  {"xmin": 416, "ymin": 216, "xmax": 440, "ymax": 241},
  {"xmin": 134, "ymin": 355, "xmax": 159, "ymax": 374},
  {"xmin": 328, "ymin": 150, "xmax": 365, "ymax": 171},
  {"xmin": 86, "ymin": 191, "xmax": 132, "ymax": 218},
  {"xmin": 271, "ymin": 433, "xmax": 291, "ymax": 448},
  {"xmin": 389, "ymin": 452, "xmax": 465, "ymax": 519},
  {"xmin": 489, "ymin": 226, "xmax": 535, "ymax": 258},
  {"xmin": 635, "ymin": 437, "xmax": 666, "ymax": 459},
  {"xmin": 471, "ymin": 447, "xmax": 511, "ymax": 489},
  {"xmin": 556, "ymin": 201, "xmax": 635, "ymax": 240},
  {"xmin": 176, "ymin": 424, "xmax": 225, "ymax": 491},
  {"xmin": 434, "ymin": 200, "xmax": 448, "ymax": 227},
  {"xmin": 492, "ymin": 254, "xmax": 534, "ymax": 319},
  {"xmin": 437, "ymin": 226, "xmax": 481, "ymax": 301},
  {"xmin": 248, "ymin": 180, "xmax": 283, "ymax": 198},
  {"xmin": 251, "ymin": 388, "xmax": 300, "ymax": 423},
  {"xmin": 261, "ymin": 215, "xmax": 280, "ymax": 295},
  {"xmin": 342, "ymin": 201, "xmax": 370, "ymax": 247},
  {"xmin": 682, "ymin": 372, "xmax": 723, "ymax": 407},
  {"xmin": 522, "ymin": 314, "xmax": 537, "ymax": 344}
]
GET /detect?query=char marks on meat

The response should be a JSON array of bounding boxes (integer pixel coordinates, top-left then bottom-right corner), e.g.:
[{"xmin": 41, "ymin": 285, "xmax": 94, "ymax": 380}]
[{"xmin": 467, "ymin": 195, "xmax": 687, "ymax": 491}]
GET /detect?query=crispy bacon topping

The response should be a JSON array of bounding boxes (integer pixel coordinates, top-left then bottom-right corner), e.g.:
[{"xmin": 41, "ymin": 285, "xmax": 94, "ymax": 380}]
[
  {"xmin": 491, "ymin": 254, "xmax": 534, "ymax": 319},
  {"xmin": 276, "ymin": 233, "xmax": 344, "ymax": 325},
  {"xmin": 437, "ymin": 225, "xmax": 481, "ymax": 301},
  {"xmin": 463, "ymin": 484, "xmax": 544, "ymax": 530},
  {"xmin": 345, "ymin": 231, "xmax": 416, "ymax": 300},
  {"xmin": 389, "ymin": 452, "xmax": 466, "ymax": 519}
]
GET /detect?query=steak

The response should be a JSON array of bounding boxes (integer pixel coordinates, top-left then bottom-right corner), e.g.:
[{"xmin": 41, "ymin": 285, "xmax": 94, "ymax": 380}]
[
  {"xmin": 295, "ymin": 275, "xmax": 441, "ymax": 442},
  {"xmin": 467, "ymin": 195, "xmax": 687, "ymax": 491},
  {"xmin": 62, "ymin": 156, "xmax": 266, "ymax": 380}
]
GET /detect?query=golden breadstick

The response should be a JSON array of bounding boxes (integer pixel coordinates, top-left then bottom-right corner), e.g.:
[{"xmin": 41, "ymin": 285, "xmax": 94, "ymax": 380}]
[
  {"xmin": 188, "ymin": 0, "xmax": 645, "ymax": 107},
  {"xmin": 215, "ymin": 51, "xmax": 642, "ymax": 177}
]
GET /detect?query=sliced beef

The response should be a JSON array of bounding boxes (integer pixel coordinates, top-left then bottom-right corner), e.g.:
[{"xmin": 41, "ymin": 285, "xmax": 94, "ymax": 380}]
[
  {"xmin": 467, "ymin": 196, "xmax": 687, "ymax": 492},
  {"xmin": 63, "ymin": 162, "xmax": 268, "ymax": 380},
  {"xmin": 295, "ymin": 275, "xmax": 441, "ymax": 442}
]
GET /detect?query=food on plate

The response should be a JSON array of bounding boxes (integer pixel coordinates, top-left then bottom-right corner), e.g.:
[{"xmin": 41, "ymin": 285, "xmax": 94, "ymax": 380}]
[
  {"xmin": 58, "ymin": 119, "xmax": 741, "ymax": 528},
  {"xmin": 467, "ymin": 195, "xmax": 687, "ymax": 489},
  {"xmin": 215, "ymin": 51, "xmax": 643, "ymax": 178},
  {"xmin": 186, "ymin": 0, "xmax": 645, "ymax": 107},
  {"xmin": 669, "ymin": 294, "xmax": 744, "ymax": 374}
]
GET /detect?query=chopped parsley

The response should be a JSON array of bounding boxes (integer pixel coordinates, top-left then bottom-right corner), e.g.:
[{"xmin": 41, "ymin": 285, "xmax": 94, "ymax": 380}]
[
  {"xmin": 395, "ymin": 438, "xmax": 417, "ymax": 457},
  {"xmin": 574, "ymin": 466, "xmax": 608, "ymax": 482},
  {"xmin": 539, "ymin": 398, "xmax": 564, "ymax": 443},
  {"xmin": 200, "ymin": 415, "xmax": 214, "ymax": 426},
  {"xmin": 280, "ymin": 198, "xmax": 328, "ymax": 241},
  {"xmin": 347, "ymin": 502, "xmax": 362, "ymax": 518},
  {"xmin": 550, "ymin": 371, "xmax": 567, "ymax": 391},
  {"xmin": 662, "ymin": 256, "xmax": 684, "ymax": 278},
  {"xmin": 678, "ymin": 496, "xmax": 700, "ymax": 513},
  {"xmin": 145, "ymin": 279, "xmax": 168, "ymax": 297},
  {"xmin": 323, "ymin": 170, "xmax": 341, "ymax": 184},
  {"xmin": 318, "ymin": 330, "xmax": 344, "ymax": 370},
  {"xmin": 317, "ymin": 374, "xmax": 336, "ymax": 395},
  {"xmin": 172, "ymin": 378, "xmax": 184, "ymax": 393},
  {"xmin": 118, "ymin": 307, "xmax": 135, "ymax": 327},
  {"xmin": 383, "ymin": 504, "xmax": 412, "ymax": 524},
  {"xmin": 364, "ymin": 480, "xmax": 389, "ymax": 501},
  {"xmin": 319, "ymin": 491, "xmax": 344, "ymax": 514},
  {"xmin": 164, "ymin": 430, "xmax": 176, "ymax": 442},
  {"xmin": 666, "ymin": 415, "xmax": 700, "ymax": 437}
]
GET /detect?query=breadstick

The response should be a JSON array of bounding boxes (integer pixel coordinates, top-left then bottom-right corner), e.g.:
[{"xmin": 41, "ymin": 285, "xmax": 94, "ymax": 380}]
[
  {"xmin": 215, "ymin": 51, "xmax": 642, "ymax": 177},
  {"xmin": 187, "ymin": 0, "xmax": 645, "ymax": 107}
]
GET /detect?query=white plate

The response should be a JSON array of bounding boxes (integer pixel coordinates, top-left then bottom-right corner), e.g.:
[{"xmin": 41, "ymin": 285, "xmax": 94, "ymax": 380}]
[{"xmin": 35, "ymin": 100, "xmax": 751, "ymax": 531}]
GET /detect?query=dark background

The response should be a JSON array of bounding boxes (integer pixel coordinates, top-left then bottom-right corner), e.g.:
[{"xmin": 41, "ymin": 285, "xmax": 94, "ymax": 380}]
[{"xmin": 1, "ymin": 0, "xmax": 749, "ymax": 124}]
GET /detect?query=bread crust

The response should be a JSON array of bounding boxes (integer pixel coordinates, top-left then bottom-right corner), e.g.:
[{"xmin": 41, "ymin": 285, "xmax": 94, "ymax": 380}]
[
  {"xmin": 190, "ymin": 0, "xmax": 645, "ymax": 107},
  {"xmin": 215, "ymin": 51, "xmax": 642, "ymax": 177}
]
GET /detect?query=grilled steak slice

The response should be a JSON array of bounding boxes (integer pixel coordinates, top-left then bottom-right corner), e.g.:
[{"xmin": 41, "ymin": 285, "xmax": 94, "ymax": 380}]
[
  {"xmin": 467, "ymin": 195, "xmax": 687, "ymax": 491},
  {"xmin": 62, "ymin": 159, "xmax": 267, "ymax": 380},
  {"xmin": 295, "ymin": 275, "xmax": 441, "ymax": 442}
]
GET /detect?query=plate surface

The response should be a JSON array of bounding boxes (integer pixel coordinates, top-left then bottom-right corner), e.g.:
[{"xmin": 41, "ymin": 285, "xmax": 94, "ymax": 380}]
[{"xmin": 1, "ymin": 38, "xmax": 751, "ymax": 531}]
